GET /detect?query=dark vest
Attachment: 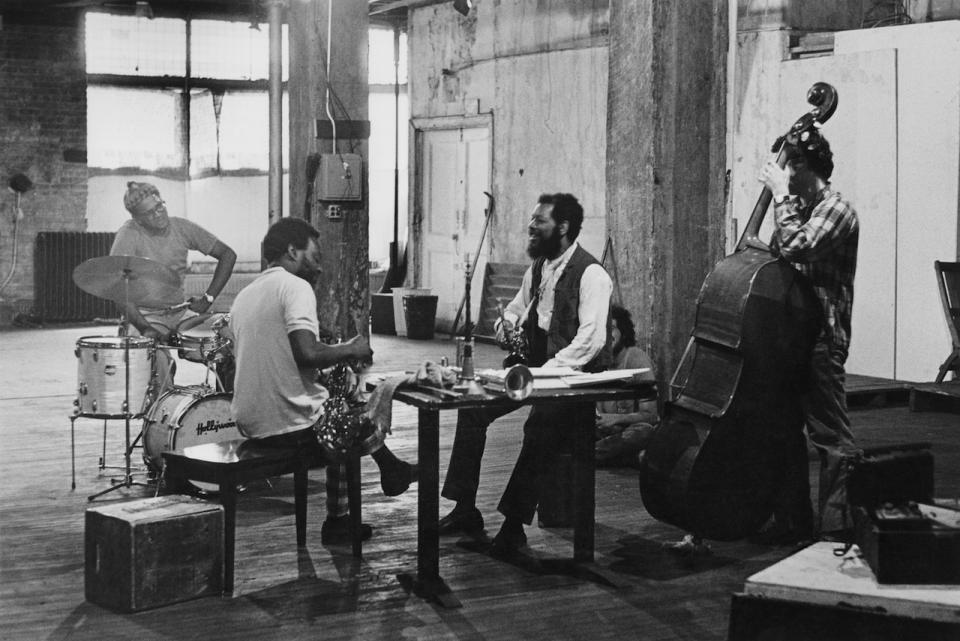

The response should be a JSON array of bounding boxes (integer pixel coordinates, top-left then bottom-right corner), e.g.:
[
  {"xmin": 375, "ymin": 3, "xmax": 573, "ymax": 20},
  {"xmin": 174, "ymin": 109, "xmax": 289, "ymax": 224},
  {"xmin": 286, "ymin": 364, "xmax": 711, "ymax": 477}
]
[{"xmin": 524, "ymin": 244, "xmax": 611, "ymax": 373}]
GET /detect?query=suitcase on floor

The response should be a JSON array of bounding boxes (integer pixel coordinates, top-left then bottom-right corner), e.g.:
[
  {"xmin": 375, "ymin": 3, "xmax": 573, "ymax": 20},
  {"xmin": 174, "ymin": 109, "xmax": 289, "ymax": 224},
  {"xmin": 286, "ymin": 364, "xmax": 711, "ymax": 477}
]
[{"xmin": 85, "ymin": 495, "xmax": 224, "ymax": 612}]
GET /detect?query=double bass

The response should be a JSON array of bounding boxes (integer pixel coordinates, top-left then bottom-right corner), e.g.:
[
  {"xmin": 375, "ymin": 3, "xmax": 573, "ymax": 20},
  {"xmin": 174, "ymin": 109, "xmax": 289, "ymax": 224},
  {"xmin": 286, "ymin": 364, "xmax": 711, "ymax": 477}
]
[{"xmin": 638, "ymin": 83, "xmax": 837, "ymax": 540}]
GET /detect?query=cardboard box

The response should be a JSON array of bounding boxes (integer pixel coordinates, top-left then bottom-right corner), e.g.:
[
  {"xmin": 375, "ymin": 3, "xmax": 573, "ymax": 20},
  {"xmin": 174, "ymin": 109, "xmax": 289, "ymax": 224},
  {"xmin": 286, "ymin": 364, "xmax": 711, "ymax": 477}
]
[{"xmin": 85, "ymin": 495, "xmax": 224, "ymax": 612}]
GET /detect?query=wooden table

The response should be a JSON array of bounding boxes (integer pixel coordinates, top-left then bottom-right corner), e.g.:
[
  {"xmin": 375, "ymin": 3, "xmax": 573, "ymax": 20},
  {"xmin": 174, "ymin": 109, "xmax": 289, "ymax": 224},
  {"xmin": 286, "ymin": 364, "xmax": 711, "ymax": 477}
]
[{"xmin": 391, "ymin": 381, "xmax": 658, "ymax": 608}]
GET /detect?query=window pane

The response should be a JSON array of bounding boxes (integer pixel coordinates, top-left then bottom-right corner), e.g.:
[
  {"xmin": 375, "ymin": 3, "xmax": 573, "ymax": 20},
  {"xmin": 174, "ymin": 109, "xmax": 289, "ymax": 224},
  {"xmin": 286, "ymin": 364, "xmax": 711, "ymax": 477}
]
[
  {"xmin": 85, "ymin": 12, "xmax": 186, "ymax": 76},
  {"xmin": 215, "ymin": 91, "xmax": 289, "ymax": 171},
  {"xmin": 369, "ymin": 27, "xmax": 407, "ymax": 85},
  {"xmin": 190, "ymin": 89, "xmax": 219, "ymax": 175},
  {"xmin": 368, "ymin": 89, "xmax": 409, "ymax": 267},
  {"xmin": 191, "ymin": 19, "xmax": 288, "ymax": 81},
  {"xmin": 87, "ymin": 86, "xmax": 181, "ymax": 170}
]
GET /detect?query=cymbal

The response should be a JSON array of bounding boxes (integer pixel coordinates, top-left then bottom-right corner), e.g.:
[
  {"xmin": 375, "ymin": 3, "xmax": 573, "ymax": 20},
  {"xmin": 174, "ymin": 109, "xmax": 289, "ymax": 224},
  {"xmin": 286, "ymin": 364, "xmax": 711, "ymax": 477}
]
[{"xmin": 73, "ymin": 255, "xmax": 181, "ymax": 307}]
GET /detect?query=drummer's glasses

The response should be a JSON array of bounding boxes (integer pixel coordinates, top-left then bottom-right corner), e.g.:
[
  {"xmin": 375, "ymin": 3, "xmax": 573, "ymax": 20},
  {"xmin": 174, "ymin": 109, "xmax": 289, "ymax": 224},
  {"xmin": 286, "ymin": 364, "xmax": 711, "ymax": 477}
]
[{"xmin": 137, "ymin": 200, "xmax": 166, "ymax": 220}]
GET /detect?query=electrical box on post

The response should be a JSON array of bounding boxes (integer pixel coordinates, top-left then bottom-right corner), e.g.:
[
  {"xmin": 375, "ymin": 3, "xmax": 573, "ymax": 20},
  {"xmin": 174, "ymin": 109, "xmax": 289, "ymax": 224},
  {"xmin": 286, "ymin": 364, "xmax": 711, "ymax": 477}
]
[{"xmin": 317, "ymin": 153, "xmax": 362, "ymax": 201}]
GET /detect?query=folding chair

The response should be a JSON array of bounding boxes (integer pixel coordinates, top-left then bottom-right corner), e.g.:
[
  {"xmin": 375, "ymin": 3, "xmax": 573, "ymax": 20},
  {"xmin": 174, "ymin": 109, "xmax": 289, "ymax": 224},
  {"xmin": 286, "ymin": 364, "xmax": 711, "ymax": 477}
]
[{"xmin": 934, "ymin": 260, "xmax": 960, "ymax": 383}]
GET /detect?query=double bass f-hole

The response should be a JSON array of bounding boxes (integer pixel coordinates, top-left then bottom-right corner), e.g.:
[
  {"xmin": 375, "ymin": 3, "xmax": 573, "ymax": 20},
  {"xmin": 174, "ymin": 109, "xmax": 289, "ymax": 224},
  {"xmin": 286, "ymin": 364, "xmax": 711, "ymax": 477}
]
[{"xmin": 738, "ymin": 82, "xmax": 839, "ymax": 253}]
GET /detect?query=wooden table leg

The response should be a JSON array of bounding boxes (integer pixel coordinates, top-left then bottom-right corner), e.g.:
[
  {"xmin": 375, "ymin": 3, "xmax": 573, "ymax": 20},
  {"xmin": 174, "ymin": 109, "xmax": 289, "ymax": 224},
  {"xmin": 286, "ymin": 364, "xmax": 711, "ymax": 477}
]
[
  {"xmin": 219, "ymin": 479, "xmax": 237, "ymax": 596},
  {"xmin": 397, "ymin": 408, "xmax": 460, "ymax": 608},
  {"xmin": 347, "ymin": 452, "xmax": 362, "ymax": 558},
  {"xmin": 294, "ymin": 468, "xmax": 307, "ymax": 547},
  {"xmin": 572, "ymin": 410, "xmax": 595, "ymax": 563}
]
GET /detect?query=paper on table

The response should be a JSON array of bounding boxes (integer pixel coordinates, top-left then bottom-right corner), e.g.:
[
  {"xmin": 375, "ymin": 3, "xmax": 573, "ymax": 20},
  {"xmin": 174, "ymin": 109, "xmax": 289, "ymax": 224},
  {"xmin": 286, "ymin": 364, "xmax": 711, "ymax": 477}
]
[{"xmin": 561, "ymin": 368, "xmax": 651, "ymax": 387}]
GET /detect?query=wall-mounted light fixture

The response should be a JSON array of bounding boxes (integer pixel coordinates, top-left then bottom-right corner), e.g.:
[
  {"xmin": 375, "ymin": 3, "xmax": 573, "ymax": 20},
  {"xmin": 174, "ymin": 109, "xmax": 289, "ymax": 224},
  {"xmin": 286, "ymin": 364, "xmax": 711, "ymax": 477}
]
[{"xmin": 453, "ymin": 0, "xmax": 473, "ymax": 17}]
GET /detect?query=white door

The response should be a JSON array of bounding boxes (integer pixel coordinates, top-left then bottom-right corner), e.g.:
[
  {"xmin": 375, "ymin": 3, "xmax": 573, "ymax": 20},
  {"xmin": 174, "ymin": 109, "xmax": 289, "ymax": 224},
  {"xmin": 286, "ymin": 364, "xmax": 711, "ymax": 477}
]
[{"xmin": 419, "ymin": 125, "xmax": 491, "ymax": 332}]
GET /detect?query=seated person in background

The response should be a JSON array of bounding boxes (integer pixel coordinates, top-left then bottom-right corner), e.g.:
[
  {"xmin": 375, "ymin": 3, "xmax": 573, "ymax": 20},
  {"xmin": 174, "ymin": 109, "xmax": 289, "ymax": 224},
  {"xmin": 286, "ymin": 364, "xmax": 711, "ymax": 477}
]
[
  {"xmin": 595, "ymin": 305, "xmax": 659, "ymax": 467},
  {"xmin": 229, "ymin": 218, "xmax": 417, "ymax": 545}
]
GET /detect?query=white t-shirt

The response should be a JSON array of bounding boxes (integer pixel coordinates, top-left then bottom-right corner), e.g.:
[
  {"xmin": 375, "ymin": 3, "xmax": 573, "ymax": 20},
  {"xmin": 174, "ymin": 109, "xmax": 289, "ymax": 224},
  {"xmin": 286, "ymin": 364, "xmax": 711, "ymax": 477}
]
[{"xmin": 229, "ymin": 267, "xmax": 329, "ymax": 438}]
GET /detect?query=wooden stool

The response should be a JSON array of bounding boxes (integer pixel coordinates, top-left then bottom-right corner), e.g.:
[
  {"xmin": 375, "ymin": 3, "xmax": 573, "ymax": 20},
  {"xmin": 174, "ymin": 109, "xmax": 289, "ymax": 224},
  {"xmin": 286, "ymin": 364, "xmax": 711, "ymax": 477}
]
[{"xmin": 161, "ymin": 439, "xmax": 362, "ymax": 596}]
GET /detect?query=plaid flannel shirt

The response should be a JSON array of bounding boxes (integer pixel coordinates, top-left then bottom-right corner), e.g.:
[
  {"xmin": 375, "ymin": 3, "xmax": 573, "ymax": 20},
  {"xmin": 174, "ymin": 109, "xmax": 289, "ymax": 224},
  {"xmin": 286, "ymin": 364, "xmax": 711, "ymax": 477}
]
[{"xmin": 770, "ymin": 187, "xmax": 859, "ymax": 354}]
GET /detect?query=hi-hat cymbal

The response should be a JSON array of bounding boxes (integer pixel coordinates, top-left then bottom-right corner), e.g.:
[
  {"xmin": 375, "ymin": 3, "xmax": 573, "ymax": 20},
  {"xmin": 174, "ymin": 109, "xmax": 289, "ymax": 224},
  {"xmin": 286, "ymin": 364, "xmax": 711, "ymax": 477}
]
[{"xmin": 73, "ymin": 255, "xmax": 180, "ymax": 307}]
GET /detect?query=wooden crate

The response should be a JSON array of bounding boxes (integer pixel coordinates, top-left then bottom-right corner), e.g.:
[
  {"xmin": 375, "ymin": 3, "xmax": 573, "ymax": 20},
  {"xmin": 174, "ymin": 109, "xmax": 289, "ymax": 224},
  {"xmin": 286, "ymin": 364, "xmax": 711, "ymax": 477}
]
[{"xmin": 85, "ymin": 495, "xmax": 224, "ymax": 612}]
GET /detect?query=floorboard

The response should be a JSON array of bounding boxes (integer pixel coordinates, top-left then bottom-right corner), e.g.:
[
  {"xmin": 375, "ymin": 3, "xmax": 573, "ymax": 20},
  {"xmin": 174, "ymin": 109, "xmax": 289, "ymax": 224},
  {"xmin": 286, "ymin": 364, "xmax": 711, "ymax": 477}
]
[{"xmin": 1, "ymin": 326, "xmax": 958, "ymax": 640}]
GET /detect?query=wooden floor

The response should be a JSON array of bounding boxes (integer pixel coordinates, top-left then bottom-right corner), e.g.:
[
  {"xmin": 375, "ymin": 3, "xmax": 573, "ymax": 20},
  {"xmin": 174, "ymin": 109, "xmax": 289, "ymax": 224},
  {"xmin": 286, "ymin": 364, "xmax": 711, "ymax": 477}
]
[{"xmin": 1, "ymin": 325, "xmax": 958, "ymax": 641}]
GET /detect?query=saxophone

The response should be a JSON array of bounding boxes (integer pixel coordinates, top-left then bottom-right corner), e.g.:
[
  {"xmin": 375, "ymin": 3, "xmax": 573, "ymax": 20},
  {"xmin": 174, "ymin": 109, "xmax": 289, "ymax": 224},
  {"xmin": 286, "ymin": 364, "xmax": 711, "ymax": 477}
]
[
  {"xmin": 498, "ymin": 302, "xmax": 529, "ymax": 367},
  {"xmin": 314, "ymin": 334, "xmax": 381, "ymax": 460}
]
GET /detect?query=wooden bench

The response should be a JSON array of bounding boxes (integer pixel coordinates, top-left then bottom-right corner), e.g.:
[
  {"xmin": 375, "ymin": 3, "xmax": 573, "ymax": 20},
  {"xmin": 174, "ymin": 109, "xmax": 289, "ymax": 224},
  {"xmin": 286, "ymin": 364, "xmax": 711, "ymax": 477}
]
[{"xmin": 161, "ymin": 439, "xmax": 362, "ymax": 596}]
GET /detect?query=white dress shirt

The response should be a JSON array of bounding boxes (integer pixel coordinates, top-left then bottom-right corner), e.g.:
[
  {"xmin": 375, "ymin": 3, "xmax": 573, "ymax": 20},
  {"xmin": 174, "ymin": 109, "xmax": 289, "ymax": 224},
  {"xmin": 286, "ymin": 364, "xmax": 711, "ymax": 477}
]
[{"xmin": 500, "ymin": 241, "xmax": 612, "ymax": 369}]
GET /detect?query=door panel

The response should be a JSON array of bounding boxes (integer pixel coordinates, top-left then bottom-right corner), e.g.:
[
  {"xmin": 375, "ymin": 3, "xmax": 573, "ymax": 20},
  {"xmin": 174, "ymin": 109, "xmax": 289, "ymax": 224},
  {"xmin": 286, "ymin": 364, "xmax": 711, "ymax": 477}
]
[{"xmin": 419, "ymin": 126, "xmax": 491, "ymax": 331}]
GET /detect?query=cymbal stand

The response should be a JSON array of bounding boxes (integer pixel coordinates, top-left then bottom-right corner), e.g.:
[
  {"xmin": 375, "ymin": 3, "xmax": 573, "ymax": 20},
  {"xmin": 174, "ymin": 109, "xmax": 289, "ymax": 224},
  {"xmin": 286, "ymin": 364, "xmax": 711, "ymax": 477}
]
[{"xmin": 86, "ymin": 269, "xmax": 153, "ymax": 501}]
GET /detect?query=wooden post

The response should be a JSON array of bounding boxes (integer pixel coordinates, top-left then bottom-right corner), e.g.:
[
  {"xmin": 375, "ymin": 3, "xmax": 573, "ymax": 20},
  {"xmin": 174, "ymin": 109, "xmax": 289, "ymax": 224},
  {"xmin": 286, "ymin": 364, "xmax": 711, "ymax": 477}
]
[
  {"xmin": 288, "ymin": 0, "xmax": 370, "ymax": 338},
  {"xmin": 606, "ymin": 0, "xmax": 729, "ymax": 380}
]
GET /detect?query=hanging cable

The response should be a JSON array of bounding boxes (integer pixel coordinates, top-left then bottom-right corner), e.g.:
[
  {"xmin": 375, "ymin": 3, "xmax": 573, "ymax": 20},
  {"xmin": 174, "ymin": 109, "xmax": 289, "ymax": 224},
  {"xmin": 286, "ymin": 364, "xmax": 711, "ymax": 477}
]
[{"xmin": 325, "ymin": 0, "xmax": 337, "ymax": 153}]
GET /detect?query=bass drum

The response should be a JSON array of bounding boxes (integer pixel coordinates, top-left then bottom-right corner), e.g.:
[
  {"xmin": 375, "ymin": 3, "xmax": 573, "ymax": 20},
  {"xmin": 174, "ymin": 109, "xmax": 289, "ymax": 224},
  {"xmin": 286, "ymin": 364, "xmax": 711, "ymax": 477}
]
[{"xmin": 143, "ymin": 385, "xmax": 242, "ymax": 493}]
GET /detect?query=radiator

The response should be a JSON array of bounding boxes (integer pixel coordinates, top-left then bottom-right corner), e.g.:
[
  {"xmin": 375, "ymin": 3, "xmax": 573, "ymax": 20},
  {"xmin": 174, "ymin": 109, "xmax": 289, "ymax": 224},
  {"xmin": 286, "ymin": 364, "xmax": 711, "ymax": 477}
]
[{"xmin": 34, "ymin": 231, "xmax": 117, "ymax": 323}]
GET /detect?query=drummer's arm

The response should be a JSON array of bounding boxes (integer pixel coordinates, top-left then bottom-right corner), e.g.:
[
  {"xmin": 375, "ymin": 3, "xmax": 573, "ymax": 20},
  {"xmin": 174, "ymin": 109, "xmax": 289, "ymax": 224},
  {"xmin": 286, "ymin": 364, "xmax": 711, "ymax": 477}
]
[
  {"xmin": 188, "ymin": 240, "xmax": 236, "ymax": 313},
  {"xmin": 120, "ymin": 301, "xmax": 163, "ymax": 340}
]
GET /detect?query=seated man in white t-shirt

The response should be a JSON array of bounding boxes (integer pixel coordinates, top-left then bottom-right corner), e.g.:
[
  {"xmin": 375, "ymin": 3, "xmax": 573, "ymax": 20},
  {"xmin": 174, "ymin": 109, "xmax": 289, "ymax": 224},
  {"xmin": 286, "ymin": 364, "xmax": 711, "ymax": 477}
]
[{"xmin": 229, "ymin": 218, "xmax": 417, "ymax": 544}]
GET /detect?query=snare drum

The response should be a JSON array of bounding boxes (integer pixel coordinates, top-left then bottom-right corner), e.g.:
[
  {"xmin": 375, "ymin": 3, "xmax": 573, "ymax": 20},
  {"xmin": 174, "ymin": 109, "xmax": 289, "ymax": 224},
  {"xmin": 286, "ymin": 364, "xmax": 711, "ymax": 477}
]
[
  {"xmin": 176, "ymin": 314, "xmax": 231, "ymax": 363},
  {"xmin": 142, "ymin": 386, "xmax": 242, "ymax": 490},
  {"xmin": 75, "ymin": 336, "xmax": 154, "ymax": 417}
]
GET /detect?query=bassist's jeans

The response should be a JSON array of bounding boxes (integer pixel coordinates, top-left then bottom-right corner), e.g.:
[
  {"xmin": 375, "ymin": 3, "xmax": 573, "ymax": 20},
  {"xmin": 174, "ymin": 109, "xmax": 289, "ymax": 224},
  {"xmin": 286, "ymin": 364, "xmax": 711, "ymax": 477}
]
[{"xmin": 798, "ymin": 340, "xmax": 861, "ymax": 534}]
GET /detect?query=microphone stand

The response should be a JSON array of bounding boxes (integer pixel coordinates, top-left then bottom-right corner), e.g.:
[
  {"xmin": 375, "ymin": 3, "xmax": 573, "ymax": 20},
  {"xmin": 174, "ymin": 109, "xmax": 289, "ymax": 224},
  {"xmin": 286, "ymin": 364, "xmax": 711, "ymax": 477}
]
[{"xmin": 453, "ymin": 254, "xmax": 487, "ymax": 398}]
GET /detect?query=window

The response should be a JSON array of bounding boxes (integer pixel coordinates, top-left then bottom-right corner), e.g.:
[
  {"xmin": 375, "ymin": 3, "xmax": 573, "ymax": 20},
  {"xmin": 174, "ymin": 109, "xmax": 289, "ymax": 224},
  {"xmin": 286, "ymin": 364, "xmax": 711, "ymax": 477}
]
[{"xmin": 85, "ymin": 12, "xmax": 288, "ymax": 176}]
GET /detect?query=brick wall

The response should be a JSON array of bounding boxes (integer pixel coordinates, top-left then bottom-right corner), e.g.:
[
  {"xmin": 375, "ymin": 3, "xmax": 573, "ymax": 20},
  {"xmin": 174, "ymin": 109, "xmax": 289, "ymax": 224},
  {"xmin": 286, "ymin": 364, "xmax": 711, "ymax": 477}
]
[{"xmin": 0, "ymin": 10, "xmax": 88, "ymax": 324}]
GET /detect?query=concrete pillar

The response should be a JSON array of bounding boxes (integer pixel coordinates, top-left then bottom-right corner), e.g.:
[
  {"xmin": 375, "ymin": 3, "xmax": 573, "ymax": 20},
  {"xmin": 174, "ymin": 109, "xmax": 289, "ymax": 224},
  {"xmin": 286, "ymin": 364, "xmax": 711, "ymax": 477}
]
[
  {"xmin": 288, "ymin": 0, "xmax": 369, "ymax": 338},
  {"xmin": 606, "ymin": 0, "xmax": 729, "ymax": 381}
]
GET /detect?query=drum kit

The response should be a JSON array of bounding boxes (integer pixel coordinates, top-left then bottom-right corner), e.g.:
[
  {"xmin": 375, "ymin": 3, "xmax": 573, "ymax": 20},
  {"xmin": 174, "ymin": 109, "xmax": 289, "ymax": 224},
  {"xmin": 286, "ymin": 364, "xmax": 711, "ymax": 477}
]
[{"xmin": 70, "ymin": 254, "xmax": 239, "ymax": 500}]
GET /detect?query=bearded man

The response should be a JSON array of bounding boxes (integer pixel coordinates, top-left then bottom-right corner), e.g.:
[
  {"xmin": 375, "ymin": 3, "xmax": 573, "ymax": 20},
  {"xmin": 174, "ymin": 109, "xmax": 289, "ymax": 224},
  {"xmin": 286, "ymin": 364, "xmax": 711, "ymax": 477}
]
[{"xmin": 437, "ymin": 193, "xmax": 613, "ymax": 554}]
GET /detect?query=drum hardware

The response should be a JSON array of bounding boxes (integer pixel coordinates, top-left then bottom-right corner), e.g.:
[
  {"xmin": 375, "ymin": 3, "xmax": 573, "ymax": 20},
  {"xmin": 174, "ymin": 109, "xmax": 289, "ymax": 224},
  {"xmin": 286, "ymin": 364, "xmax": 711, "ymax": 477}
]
[{"xmin": 71, "ymin": 255, "xmax": 179, "ymax": 500}]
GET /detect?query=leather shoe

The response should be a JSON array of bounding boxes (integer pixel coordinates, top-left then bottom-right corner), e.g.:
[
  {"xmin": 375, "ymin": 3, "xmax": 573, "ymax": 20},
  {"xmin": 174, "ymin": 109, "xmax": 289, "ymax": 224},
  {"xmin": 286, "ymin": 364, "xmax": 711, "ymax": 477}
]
[
  {"xmin": 490, "ymin": 526, "xmax": 527, "ymax": 557},
  {"xmin": 321, "ymin": 515, "xmax": 373, "ymax": 545},
  {"xmin": 438, "ymin": 507, "xmax": 484, "ymax": 535},
  {"xmin": 381, "ymin": 461, "xmax": 419, "ymax": 497}
]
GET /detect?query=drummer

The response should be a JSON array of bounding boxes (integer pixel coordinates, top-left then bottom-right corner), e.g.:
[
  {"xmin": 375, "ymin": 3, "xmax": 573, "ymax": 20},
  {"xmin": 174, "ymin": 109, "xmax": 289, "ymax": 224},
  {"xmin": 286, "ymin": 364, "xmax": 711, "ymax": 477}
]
[{"xmin": 110, "ymin": 181, "xmax": 236, "ymax": 392}]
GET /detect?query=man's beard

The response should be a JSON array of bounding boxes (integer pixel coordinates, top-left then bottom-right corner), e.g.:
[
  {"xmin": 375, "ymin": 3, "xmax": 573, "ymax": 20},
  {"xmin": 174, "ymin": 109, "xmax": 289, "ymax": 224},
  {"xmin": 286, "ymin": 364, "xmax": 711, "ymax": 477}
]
[
  {"xmin": 527, "ymin": 226, "xmax": 563, "ymax": 259},
  {"xmin": 296, "ymin": 265, "xmax": 320, "ymax": 286}
]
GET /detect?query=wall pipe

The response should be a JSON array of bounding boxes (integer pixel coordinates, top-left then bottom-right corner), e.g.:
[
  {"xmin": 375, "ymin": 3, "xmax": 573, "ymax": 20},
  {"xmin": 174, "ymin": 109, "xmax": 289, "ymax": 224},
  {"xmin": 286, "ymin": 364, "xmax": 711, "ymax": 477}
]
[{"xmin": 267, "ymin": 0, "xmax": 284, "ymax": 225}]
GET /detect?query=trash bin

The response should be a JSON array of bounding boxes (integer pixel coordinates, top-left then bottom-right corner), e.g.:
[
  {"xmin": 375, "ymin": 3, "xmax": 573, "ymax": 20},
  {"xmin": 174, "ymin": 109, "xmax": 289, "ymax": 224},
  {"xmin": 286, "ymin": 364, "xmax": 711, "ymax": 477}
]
[
  {"xmin": 392, "ymin": 287, "xmax": 430, "ymax": 336},
  {"xmin": 402, "ymin": 294, "xmax": 438, "ymax": 340},
  {"xmin": 370, "ymin": 292, "xmax": 395, "ymax": 335}
]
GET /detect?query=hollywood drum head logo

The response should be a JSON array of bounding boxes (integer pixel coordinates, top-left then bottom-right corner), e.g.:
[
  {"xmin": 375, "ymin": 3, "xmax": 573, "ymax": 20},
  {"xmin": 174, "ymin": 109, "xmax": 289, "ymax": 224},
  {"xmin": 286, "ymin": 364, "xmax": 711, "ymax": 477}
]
[{"xmin": 195, "ymin": 418, "xmax": 237, "ymax": 436}]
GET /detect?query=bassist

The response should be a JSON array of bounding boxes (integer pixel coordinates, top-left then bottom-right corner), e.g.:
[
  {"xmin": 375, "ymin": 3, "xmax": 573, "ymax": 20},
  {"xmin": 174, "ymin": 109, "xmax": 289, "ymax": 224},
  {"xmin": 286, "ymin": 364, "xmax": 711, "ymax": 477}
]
[{"xmin": 757, "ymin": 131, "xmax": 861, "ymax": 543}]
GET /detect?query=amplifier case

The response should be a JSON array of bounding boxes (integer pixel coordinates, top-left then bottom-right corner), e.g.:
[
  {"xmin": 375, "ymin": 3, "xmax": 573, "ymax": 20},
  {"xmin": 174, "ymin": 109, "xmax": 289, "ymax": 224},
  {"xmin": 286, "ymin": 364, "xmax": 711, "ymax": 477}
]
[
  {"xmin": 849, "ymin": 443, "xmax": 960, "ymax": 584},
  {"xmin": 85, "ymin": 495, "xmax": 224, "ymax": 612}
]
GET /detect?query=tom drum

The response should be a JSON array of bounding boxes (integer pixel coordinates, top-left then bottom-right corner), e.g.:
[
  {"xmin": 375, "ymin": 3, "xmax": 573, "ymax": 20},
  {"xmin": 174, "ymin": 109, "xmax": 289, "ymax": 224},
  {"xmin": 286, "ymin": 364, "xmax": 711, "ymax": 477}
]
[{"xmin": 75, "ymin": 335, "xmax": 154, "ymax": 417}]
